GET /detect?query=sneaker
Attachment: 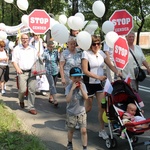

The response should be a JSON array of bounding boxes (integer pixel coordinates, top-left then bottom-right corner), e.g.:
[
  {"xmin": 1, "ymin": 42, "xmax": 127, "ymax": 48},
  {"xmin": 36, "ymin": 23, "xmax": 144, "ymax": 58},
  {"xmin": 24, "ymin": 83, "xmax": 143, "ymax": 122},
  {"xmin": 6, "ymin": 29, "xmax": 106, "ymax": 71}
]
[
  {"xmin": 42, "ymin": 92, "xmax": 48, "ymax": 96},
  {"xmin": 99, "ymin": 130, "xmax": 109, "ymax": 140},
  {"xmin": 67, "ymin": 143, "xmax": 73, "ymax": 150},
  {"xmin": 1, "ymin": 90, "xmax": 5, "ymax": 95},
  {"xmin": 75, "ymin": 123, "xmax": 80, "ymax": 129}
]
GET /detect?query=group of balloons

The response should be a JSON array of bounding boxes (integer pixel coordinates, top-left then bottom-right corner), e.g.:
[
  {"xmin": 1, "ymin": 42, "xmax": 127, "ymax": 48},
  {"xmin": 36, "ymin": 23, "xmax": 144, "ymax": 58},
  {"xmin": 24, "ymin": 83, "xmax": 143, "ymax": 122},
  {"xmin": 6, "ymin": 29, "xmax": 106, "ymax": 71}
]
[
  {"xmin": 0, "ymin": 0, "xmax": 119, "ymax": 51},
  {"xmin": 4, "ymin": 0, "xmax": 29, "ymax": 11},
  {"xmin": 0, "ymin": 0, "xmax": 29, "ymax": 39},
  {"xmin": 50, "ymin": 0, "xmax": 119, "ymax": 50}
]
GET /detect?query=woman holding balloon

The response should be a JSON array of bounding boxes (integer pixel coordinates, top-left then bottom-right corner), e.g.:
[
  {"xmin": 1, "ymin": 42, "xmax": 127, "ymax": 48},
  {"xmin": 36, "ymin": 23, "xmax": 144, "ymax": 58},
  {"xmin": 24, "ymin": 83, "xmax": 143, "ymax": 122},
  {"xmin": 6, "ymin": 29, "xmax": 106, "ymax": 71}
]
[{"xmin": 81, "ymin": 35, "xmax": 121, "ymax": 140}]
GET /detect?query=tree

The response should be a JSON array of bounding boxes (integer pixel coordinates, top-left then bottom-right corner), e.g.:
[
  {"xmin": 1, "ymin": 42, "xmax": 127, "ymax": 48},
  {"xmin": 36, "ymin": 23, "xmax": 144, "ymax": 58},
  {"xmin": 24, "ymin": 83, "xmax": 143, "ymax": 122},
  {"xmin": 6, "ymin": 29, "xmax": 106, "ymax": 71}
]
[{"xmin": 1, "ymin": 0, "xmax": 150, "ymax": 44}]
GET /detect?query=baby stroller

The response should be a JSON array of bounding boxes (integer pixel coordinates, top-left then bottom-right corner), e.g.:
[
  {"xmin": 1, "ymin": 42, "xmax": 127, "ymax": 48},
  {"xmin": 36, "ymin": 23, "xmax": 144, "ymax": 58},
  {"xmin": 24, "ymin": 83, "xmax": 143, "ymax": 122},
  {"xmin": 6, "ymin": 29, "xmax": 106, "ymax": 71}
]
[{"xmin": 104, "ymin": 80, "xmax": 150, "ymax": 150}]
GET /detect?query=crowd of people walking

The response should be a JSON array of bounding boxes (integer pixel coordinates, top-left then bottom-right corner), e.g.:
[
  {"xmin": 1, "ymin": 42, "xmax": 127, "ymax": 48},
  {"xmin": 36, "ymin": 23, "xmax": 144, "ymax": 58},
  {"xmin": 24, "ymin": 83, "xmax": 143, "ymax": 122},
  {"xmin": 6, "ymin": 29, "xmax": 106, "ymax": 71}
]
[{"xmin": 0, "ymin": 30, "xmax": 150, "ymax": 150}]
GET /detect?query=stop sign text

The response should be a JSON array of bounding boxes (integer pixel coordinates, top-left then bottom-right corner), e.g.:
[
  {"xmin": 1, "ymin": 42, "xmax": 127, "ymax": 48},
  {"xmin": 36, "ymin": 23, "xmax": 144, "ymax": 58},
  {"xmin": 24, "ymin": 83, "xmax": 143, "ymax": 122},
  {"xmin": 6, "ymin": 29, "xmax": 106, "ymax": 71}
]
[
  {"xmin": 112, "ymin": 18, "xmax": 131, "ymax": 26},
  {"xmin": 30, "ymin": 17, "xmax": 49, "ymax": 24},
  {"xmin": 113, "ymin": 37, "xmax": 129, "ymax": 70},
  {"xmin": 109, "ymin": 9, "xmax": 133, "ymax": 36},
  {"xmin": 28, "ymin": 9, "xmax": 50, "ymax": 34}
]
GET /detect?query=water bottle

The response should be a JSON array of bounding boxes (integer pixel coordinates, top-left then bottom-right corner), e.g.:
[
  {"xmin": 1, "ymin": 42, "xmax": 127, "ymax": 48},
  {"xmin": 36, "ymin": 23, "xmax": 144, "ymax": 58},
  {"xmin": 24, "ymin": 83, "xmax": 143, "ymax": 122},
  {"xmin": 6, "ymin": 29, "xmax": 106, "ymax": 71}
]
[{"xmin": 101, "ymin": 98, "xmax": 106, "ymax": 108}]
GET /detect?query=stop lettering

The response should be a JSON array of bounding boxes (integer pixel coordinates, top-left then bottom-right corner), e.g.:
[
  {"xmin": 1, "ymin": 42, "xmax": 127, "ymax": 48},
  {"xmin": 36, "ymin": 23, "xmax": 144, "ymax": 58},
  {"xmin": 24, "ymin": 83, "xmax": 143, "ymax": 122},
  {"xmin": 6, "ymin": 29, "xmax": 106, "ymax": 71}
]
[
  {"xmin": 113, "ymin": 37, "xmax": 129, "ymax": 70},
  {"xmin": 28, "ymin": 9, "xmax": 51, "ymax": 34},
  {"xmin": 112, "ymin": 18, "xmax": 131, "ymax": 26},
  {"xmin": 109, "ymin": 9, "xmax": 133, "ymax": 36},
  {"xmin": 30, "ymin": 17, "xmax": 49, "ymax": 24}
]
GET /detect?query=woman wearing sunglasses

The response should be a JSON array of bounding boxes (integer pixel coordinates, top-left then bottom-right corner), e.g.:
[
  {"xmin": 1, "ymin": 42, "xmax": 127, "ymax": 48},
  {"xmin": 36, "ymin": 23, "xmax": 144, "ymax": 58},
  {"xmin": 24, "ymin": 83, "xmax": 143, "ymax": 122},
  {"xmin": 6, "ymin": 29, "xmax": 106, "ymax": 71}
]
[{"xmin": 81, "ymin": 35, "xmax": 120, "ymax": 140}]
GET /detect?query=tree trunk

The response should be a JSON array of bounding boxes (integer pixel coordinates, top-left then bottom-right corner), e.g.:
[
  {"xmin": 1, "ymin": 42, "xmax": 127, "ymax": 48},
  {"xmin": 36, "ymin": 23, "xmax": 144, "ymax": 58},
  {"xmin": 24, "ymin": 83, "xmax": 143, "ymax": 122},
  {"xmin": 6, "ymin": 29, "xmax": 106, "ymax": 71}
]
[
  {"xmin": 1, "ymin": 1, "xmax": 4, "ymax": 22},
  {"xmin": 136, "ymin": 0, "xmax": 145, "ymax": 45},
  {"xmin": 72, "ymin": 0, "xmax": 78, "ymax": 15}
]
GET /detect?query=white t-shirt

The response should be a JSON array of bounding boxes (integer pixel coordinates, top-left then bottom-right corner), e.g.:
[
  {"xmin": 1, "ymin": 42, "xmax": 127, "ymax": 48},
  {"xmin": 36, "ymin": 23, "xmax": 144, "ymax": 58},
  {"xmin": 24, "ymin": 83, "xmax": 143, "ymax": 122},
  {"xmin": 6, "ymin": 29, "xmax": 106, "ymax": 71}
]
[
  {"xmin": 122, "ymin": 45, "xmax": 146, "ymax": 79},
  {"xmin": 103, "ymin": 42, "xmax": 113, "ymax": 61},
  {"xmin": 0, "ymin": 50, "xmax": 8, "ymax": 66},
  {"xmin": 12, "ymin": 44, "xmax": 38, "ymax": 70},
  {"xmin": 82, "ymin": 50, "xmax": 106, "ymax": 84},
  {"xmin": 29, "ymin": 38, "xmax": 44, "ymax": 56}
]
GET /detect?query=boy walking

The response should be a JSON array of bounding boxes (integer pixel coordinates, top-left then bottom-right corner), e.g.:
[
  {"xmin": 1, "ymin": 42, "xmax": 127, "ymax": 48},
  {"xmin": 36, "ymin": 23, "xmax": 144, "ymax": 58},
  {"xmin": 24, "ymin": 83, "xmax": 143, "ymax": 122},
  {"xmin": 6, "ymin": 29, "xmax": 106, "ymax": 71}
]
[{"xmin": 65, "ymin": 67, "xmax": 88, "ymax": 150}]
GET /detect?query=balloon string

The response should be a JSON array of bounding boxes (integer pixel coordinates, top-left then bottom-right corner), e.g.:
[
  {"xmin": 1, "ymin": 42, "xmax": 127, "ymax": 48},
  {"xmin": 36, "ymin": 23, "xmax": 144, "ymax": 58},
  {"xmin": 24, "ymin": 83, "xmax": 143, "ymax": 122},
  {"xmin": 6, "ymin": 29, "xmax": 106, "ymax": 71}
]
[{"xmin": 12, "ymin": 3, "xmax": 24, "ymax": 15}]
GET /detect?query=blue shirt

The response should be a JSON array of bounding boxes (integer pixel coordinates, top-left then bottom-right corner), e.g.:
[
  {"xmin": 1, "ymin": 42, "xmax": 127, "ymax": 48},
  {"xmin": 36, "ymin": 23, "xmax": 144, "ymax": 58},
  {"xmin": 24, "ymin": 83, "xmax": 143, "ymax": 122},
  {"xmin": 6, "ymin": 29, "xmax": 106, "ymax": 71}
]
[{"xmin": 43, "ymin": 49, "xmax": 59, "ymax": 75}]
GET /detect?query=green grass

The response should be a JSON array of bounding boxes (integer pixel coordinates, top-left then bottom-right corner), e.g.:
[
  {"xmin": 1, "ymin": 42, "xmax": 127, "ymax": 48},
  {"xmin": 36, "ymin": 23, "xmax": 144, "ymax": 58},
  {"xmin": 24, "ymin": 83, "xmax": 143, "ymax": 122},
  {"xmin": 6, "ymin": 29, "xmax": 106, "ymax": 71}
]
[
  {"xmin": 143, "ymin": 49, "xmax": 150, "ymax": 64},
  {"xmin": 0, "ymin": 100, "xmax": 47, "ymax": 150}
]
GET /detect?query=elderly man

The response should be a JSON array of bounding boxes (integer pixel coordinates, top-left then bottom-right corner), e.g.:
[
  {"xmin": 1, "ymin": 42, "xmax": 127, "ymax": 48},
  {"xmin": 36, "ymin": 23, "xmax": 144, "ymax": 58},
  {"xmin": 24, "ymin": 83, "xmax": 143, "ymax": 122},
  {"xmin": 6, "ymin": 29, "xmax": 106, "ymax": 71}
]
[{"xmin": 12, "ymin": 33, "xmax": 38, "ymax": 115}]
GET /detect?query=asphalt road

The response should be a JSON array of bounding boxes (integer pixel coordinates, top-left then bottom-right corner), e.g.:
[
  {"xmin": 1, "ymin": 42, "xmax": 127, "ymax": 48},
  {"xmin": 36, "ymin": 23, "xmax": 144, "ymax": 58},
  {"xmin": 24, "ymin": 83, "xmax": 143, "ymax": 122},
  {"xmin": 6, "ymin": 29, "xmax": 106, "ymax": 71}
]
[{"xmin": 1, "ymin": 64, "xmax": 150, "ymax": 150}]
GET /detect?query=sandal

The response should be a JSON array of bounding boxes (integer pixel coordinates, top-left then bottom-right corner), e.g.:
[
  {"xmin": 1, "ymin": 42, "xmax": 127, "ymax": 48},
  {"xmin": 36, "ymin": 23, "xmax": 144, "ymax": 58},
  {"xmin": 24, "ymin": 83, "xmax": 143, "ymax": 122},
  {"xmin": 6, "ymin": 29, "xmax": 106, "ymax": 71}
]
[
  {"xmin": 48, "ymin": 98, "xmax": 54, "ymax": 104},
  {"xmin": 53, "ymin": 100, "xmax": 58, "ymax": 107}
]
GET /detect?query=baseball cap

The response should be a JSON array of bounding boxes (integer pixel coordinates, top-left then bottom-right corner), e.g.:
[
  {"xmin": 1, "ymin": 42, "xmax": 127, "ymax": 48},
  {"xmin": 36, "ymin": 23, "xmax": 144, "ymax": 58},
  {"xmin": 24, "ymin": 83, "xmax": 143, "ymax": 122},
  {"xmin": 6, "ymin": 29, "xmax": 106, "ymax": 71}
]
[{"xmin": 70, "ymin": 67, "xmax": 84, "ymax": 77}]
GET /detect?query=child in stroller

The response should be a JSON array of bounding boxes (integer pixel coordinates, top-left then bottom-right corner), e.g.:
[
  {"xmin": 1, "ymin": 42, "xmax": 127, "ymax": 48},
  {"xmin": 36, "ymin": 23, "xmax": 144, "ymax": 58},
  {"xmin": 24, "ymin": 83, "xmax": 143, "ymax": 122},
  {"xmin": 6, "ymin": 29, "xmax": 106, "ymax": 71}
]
[
  {"xmin": 105, "ymin": 80, "xmax": 150, "ymax": 150},
  {"xmin": 122, "ymin": 103, "xmax": 149, "ymax": 129}
]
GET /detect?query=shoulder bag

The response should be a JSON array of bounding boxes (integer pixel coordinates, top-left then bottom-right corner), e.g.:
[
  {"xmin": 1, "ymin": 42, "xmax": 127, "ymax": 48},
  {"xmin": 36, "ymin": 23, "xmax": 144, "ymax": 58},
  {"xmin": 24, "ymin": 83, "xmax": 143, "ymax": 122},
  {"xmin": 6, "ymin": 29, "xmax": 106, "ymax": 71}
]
[
  {"xmin": 130, "ymin": 49, "xmax": 146, "ymax": 82},
  {"xmin": 31, "ymin": 57, "xmax": 46, "ymax": 77}
]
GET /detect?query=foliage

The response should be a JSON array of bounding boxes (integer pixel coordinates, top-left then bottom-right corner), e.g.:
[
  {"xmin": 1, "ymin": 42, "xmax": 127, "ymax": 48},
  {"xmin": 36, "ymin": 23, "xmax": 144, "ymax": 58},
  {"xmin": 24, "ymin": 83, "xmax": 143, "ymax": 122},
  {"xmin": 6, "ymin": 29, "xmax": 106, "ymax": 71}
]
[
  {"xmin": 0, "ymin": 100, "xmax": 47, "ymax": 150},
  {"xmin": 0, "ymin": 0, "xmax": 150, "ymax": 42}
]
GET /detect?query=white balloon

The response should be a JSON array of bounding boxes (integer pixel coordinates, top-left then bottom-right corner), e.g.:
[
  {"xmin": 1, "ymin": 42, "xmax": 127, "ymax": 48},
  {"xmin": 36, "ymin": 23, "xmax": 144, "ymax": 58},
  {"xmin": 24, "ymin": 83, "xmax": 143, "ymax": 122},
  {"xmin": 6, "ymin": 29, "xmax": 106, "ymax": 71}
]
[
  {"xmin": 72, "ymin": 16, "xmax": 84, "ymax": 30},
  {"xmin": 51, "ymin": 24, "xmax": 69, "ymax": 44},
  {"xmin": 17, "ymin": 0, "xmax": 29, "ymax": 11},
  {"xmin": 0, "ymin": 31, "xmax": 7, "ymax": 40},
  {"xmin": 84, "ymin": 20, "xmax": 98, "ymax": 35},
  {"xmin": 75, "ymin": 13, "xmax": 85, "ymax": 22},
  {"xmin": 4, "ymin": 0, "xmax": 13, "ymax": 3},
  {"xmin": 67, "ymin": 16, "xmax": 74, "ymax": 29},
  {"xmin": 92, "ymin": 1, "xmax": 105, "ymax": 18},
  {"xmin": 50, "ymin": 18, "xmax": 59, "ymax": 29},
  {"xmin": 8, "ymin": 41, "xmax": 15, "ymax": 50},
  {"xmin": 0, "ymin": 23, "xmax": 6, "ymax": 31},
  {"xmin": 77, "ymin": 31, "xmax": 92, "ymax": 50},
  {"xmin": 105, "ymin": 31, "xmax": 119, "ymax": 48},
  {"xmin": 21, "ymin": 15, "xmax": 29, "ymax": 26},
  {"xmin": 68, "ymin": 16, "xmax": 84, "ymax": 30},
  {"xmin": 102, "ymin": 21, "xmax": 114, "ymax": 34},
  {"xmin": 83, "ymin": 21, "xmax": 88, "ymax": 28},
  {"xmin": 59, "ymin": 14, "xmax": 67, "ymax": 25}
]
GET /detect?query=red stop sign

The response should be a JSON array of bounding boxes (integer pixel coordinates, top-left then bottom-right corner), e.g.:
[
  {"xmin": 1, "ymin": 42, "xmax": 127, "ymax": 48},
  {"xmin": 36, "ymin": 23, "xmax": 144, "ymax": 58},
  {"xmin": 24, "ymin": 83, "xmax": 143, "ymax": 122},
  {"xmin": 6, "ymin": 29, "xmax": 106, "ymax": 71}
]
[
  {"xmin": 28, "ymin": 9, "xmax": 50, "ymax": 34},
  {"xmin": 113, "ymin": 37, "xmax": 129, "ymax": 70},
  {"xmin": 109, "ymin": 9, "xmax": 133, "ymax": 36}
]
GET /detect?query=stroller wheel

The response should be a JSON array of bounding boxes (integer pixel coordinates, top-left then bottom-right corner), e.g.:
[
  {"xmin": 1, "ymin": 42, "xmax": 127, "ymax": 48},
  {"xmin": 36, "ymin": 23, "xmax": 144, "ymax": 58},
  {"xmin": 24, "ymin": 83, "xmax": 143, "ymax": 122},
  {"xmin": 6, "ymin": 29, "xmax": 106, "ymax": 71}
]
[
  {"xmin": 132, "ymin": 136, "xmax": 138, "ymax": 143},
  {"xmin": 105, "ymin": 137, "xmax": 117, "ymax": 149},
  {"xmin": 146, "ymin": 145, "xmax": 150, "ymax": 150},
  {"xmin": 111, "ymin": 138, "xmax": 117, "ymax": 148}
]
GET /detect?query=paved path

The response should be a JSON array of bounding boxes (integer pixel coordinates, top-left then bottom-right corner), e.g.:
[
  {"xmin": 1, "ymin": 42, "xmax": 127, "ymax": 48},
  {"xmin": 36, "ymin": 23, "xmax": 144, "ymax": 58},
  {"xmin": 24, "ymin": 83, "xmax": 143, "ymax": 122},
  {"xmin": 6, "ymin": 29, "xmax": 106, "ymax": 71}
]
[
  {"xmin": 2, "ymin": 64, "xmax": 150, "ymax": 150},
  {"xmin": 2, "ymin": 64, "xmax": 104, "ymax": 150}
]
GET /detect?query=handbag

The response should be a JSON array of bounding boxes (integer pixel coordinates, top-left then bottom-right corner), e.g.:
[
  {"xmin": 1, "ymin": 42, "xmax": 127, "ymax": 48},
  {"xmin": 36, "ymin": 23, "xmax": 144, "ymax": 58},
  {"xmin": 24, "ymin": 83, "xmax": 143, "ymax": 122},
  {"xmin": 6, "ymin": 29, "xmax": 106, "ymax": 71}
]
[
  {"xmin": 31, "ymin": 57, "xmax": 46, "ymax": 77},
  {"xmin": 0, "ymin": 66, "xmax": 9, "ymax": 82},
  {"xmin": 4, "ymin": 65, "xmax": 9, "ymax": 82},
  {"xmin": 130, "ymin": 49, "xmax": 146, "ymax": 82}
]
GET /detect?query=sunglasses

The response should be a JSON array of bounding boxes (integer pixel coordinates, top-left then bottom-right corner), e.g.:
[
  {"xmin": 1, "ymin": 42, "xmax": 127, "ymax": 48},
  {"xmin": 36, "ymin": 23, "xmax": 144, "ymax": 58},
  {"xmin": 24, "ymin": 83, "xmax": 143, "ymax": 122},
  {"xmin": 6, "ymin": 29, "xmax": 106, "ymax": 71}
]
[{"xmin": 92, "ymin": 42, "xmax": 100, "ymax": 46}]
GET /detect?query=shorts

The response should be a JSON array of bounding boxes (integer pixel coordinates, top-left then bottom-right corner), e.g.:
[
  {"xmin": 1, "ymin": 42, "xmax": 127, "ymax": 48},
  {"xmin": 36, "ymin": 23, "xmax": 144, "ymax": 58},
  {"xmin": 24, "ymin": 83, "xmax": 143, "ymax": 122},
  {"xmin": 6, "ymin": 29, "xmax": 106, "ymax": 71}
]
[
  {"xmin": 66, "ymin": 113, "xmax": 87, "ymax": 129},
  {"xmin": 84, "ymin": 83, "xmax": 103, "ymax": 97},
  {"xmin": 0, "ymin": 66, "xmax": 6, "ymax": 82}
]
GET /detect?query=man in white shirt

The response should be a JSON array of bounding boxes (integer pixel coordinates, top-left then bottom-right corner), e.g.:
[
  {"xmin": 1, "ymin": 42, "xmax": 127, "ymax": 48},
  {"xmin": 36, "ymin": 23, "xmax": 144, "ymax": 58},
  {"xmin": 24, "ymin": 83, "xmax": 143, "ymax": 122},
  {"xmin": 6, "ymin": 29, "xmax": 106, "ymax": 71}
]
[{"xmin": 12, "ymin": 33, "xmax": 38, "ymax": 115}]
